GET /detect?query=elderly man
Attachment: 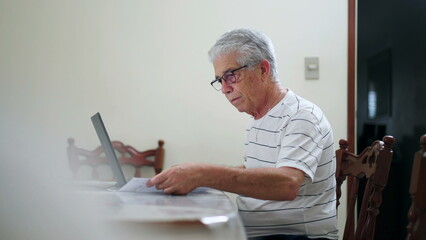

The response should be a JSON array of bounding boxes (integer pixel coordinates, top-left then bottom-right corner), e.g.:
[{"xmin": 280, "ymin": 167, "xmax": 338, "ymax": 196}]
[{"xmin": 147, "ymin": 28, "xmax": 338, "ymax": 240}]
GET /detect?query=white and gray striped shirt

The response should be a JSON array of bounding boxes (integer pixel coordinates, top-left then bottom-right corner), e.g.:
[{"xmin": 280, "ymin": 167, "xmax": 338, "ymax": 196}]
[{"xmin": 238, "ymin": 89, "xmax": 338, "ymax": 239}]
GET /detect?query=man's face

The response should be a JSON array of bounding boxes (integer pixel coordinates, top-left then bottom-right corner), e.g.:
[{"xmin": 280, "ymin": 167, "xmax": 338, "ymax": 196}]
[{"xmin": 213, "ymin": 53, "xmax": 263, "ymax": 116}]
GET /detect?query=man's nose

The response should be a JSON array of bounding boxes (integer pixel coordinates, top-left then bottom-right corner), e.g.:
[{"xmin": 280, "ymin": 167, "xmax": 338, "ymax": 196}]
[{"xmin": 221, "ymin": 81, "xmax": 233, "ymax": 94}]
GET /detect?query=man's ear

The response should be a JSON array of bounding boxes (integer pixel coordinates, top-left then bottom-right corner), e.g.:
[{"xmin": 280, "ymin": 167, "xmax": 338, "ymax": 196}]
[{"xmin": 259, "ymin": 59, "xmax": 271, "ymax": 81}]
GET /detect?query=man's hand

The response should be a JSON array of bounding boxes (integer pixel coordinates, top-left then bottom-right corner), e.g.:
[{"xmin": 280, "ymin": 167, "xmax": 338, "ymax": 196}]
[{"xmin": 146, "ymin": 162, "xmax": 208, "ymax": 195}]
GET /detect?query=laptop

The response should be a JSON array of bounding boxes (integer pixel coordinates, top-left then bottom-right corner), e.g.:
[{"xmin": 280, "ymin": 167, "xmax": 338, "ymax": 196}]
[{"xmin": 91, "ymin": 112, "xmax": 127, "ymax": 189}]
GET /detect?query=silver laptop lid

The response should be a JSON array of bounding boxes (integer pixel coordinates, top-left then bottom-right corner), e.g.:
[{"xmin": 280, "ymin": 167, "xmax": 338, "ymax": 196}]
[{"xmin": 91, "ymin": 112, "xmax": 127, "ymax": 188}]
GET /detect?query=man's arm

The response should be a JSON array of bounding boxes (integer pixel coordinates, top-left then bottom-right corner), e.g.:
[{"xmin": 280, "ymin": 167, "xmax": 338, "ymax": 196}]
[{"xmin": 146, "ymin": 163, "xmax": 304, "ymax": 201}]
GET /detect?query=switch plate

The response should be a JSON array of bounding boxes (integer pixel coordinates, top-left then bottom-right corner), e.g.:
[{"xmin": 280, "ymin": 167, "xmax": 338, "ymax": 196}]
[{"xmin": 305, "ymin": 57, "xmax": 319, "ymax": 80}]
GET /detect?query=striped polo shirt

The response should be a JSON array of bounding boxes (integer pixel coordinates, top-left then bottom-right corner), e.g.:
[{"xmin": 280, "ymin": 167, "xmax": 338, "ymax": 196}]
[{"xmin": 237, "ymin": 89, "xmax": 338, "ymax": 239}]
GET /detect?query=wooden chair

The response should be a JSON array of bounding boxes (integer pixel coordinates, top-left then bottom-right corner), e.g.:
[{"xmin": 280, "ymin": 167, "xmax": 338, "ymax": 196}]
[
  {"xmin": 406, "ymin": 134, "xmax": 426, "ymax": 240},
  {"xmin": 336, "ymin": 135, "xmax": 395, "ymax": 240},
  {"xmin": 67, "ymin": 138, "xmax": 165, "ymax": 180}
]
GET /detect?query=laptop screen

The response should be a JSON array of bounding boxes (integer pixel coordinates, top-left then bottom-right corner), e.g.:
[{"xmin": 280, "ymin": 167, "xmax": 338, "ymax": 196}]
[{"xmin": 91, "ymin": 112, "xmax": 127, "ymax": 188}]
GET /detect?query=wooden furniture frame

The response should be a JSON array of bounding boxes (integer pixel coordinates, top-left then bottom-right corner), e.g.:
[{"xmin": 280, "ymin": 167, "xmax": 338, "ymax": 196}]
[
  {"xmin": 406, "ymin": 134, "xmax": 426, "ymax": 240},
  {"xmin": 336, "ymin": 135, "xmax": 395, "ymax": 240},
  {"xmin": 67, "ymin": 138, "xmax": 165, "ymax": 180}
]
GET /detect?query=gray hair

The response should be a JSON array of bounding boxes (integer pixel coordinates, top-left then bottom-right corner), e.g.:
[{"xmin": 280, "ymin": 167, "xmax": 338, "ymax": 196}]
[{"xmin": 208, "ymin": 28, "xmax": 278, "ymax": 81}]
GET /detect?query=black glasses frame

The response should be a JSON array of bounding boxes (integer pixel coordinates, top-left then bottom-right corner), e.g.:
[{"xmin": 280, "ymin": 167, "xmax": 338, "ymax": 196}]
[{"xmin": 210, "ymin": 65, "xmax": 248, "ymax": 91}]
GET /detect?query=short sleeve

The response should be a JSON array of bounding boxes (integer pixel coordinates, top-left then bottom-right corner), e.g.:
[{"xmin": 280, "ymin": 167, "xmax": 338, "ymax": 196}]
[{"xmin": 276, "ymin": 110, "xmax": 324, "ymax": 182}]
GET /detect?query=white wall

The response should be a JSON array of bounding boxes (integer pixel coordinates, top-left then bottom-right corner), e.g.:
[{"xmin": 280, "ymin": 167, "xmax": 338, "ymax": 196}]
[{"xmin": 0, "ymin": 0, "xmax": 347, "ymax": 239}]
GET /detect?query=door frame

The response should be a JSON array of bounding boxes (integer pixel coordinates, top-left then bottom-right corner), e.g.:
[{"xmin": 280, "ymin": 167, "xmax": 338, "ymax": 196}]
[
  {"xmin": 346, "ymin": 0, "xmax": 356, "ymax": 232},
  {"xmin": 348, "ymin": 0, "xmax": 356, "ymax": 152}
]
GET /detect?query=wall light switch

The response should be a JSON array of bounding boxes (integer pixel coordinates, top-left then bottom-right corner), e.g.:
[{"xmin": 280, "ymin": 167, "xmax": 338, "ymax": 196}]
[{"xmin": 305, "ymin": 57, "xmax": 319, "ymax": 80}]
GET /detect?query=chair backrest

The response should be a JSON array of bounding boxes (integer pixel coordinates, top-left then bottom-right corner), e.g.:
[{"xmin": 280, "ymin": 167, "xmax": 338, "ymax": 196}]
[
  {"xmin": 336, "ymin": 135, "xmax": 395, "ymax": 240},
  {"xmin": 67, "ymin": 138, "xmax": 165, "ymax": 180},
  {"xmin": 406, "ymin": 134, "xmax": 426, "ymax": 240}
]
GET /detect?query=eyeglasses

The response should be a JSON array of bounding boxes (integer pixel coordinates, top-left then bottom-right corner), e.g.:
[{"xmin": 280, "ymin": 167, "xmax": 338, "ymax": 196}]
[{"xmin": 210, "ymin": 65, "xmax": 248, "ymax": 91}]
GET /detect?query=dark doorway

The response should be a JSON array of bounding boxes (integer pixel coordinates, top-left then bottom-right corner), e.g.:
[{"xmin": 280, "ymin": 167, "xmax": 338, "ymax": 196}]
[{"xmin": 357, "ymin": 0, "xmax": 426, "ymax": 239}]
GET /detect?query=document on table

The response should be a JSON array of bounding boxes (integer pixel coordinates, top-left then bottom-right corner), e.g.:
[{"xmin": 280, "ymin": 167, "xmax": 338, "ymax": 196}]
[
  {"xmin": 119, "ymin": 178, "xmax": 211, "ymax": 193},
  {"xmin": 119, "ymin": 178, "xmax": 162, "ymax": 193}
]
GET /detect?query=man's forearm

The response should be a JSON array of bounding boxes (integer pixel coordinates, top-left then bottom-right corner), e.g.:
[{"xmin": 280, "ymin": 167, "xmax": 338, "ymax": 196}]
[{"xmin": 201, "ymin": 164, "xmax": 303, "ymax": 201}]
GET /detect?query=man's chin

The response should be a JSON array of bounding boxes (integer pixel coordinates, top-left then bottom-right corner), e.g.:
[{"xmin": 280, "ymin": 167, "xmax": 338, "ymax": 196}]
[
  {"xmin": 233, "ymin": 105, "xmax": 245, "ymax": 113},
  {"xmin": 230, "ymin": 101, "xmax": 247, "ymax": 113}
]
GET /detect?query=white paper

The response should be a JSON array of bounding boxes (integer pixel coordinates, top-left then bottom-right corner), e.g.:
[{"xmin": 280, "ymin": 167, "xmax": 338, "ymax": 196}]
[
  {"xmin": 119, "ymin": 178, "xmax": 163, "ymax": 193},
  {"xmin": 119, "ymin": 177, "xmax": 211, "ymax": 193}
]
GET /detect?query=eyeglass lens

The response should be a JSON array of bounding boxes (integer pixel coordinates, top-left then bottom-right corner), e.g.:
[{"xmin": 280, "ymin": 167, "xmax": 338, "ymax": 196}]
[{"xmin": 222, "ymin": 72, "xmax": 236, "ymax": 84}]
